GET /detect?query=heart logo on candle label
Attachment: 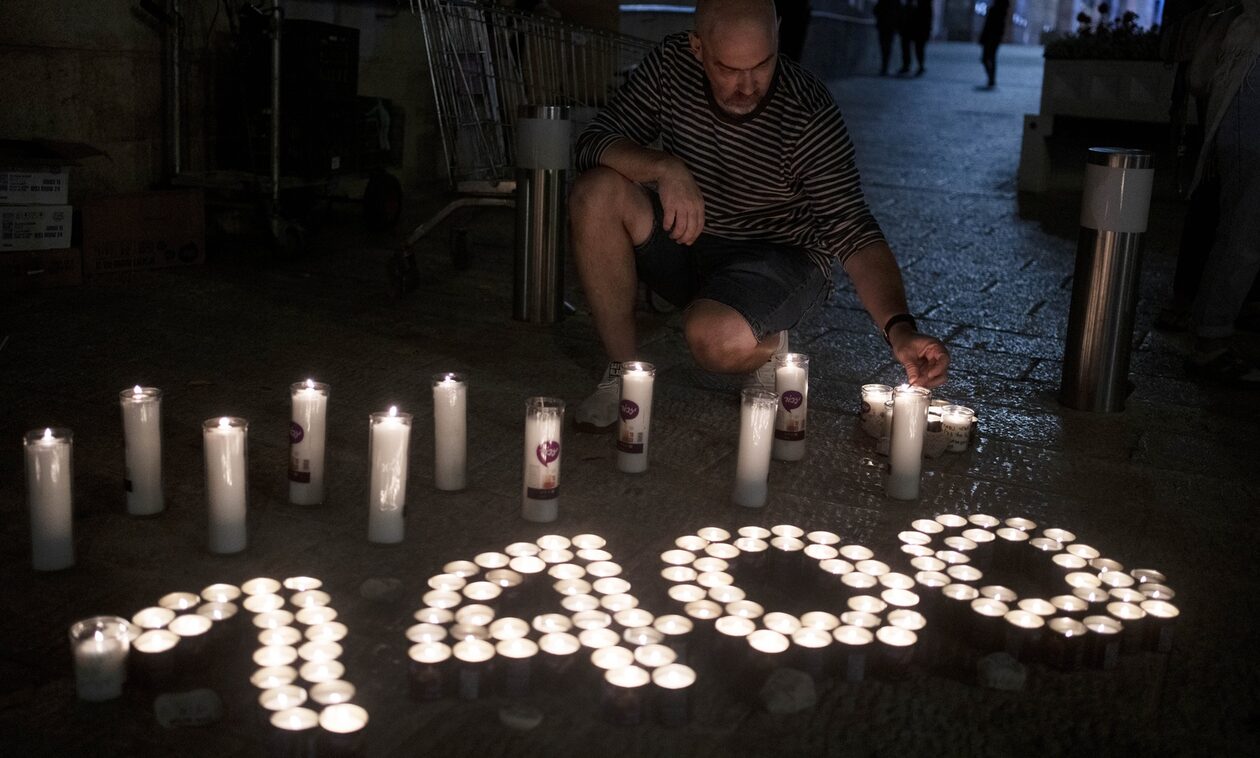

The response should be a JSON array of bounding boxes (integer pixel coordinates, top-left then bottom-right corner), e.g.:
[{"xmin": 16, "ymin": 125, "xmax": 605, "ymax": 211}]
[
  {"xmin": 620, "ymin": 400, "xmax": 639, "ymax": 421},
  {"xmin": 536, "ymin": 441, "xmax": 560, "ymax": 467},
  {"xmin": 781, "ymin": 391, "xmax": 803, "ymax": 412},
  {"xmin": 289, "ymin": 422, "xmax": 304, "ymax": 444}
]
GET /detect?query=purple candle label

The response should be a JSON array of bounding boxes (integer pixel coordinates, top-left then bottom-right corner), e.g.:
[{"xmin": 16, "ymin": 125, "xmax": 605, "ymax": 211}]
[
  {"xmin": 781, "ymin": 391, "xmax": 803, "ymax": 412},
  {"xmin": 620, "ymin": 399, "xmax": 640, "ymax": 421},
  {"xmin": 290, "ymin": 421, "xmax": 304, "ymax": 444},
  {"xmin": 536, "ymin": 440, "xmax": 560, "ymax": 467}
]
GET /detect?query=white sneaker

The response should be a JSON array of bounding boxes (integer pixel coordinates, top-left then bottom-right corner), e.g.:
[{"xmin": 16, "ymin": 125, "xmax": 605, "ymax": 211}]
[
  {"xmin": 742, "ymin": 332, "xmax": 788, "ymax": 393},
  {"xmin": 574, "ymin": 363, "xmax": 622, "ymax": 432}
]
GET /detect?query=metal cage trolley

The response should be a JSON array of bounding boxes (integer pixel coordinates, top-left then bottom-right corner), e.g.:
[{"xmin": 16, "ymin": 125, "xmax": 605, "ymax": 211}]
[{"xmin": 399, "ymin": 0, "xmax": 654, "ymax": 293}]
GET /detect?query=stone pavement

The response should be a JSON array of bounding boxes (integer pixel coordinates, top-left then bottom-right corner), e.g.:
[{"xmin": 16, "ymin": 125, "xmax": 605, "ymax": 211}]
[{"xmin": 2, "ymin": 42, "xmax": 1258, "ymax": 756}]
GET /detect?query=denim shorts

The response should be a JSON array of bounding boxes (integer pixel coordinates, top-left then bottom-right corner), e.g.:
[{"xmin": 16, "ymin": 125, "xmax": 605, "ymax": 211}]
[{"xmin": 634, "ymin": 192, "xmax": 827, "ymax": 341}]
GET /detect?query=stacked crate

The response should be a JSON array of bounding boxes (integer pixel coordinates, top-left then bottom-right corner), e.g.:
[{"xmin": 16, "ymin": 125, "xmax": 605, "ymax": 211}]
[{"xmin": 0, "ymin": 146, "xmax": 79, "ymax": 291}]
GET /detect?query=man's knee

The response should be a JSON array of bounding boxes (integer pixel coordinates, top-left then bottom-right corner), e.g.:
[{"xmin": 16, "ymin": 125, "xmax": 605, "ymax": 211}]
[
  {"xmin": 684, "ymin": 311, "xmax": 758, "ymax": 373},
  {"xmin": 571, "ymin": 167, "xmax": 632, "ymax": 219}
]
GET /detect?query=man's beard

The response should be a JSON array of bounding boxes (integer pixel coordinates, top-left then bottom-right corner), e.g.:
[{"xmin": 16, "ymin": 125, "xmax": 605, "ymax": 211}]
[{"xmin": 719, "ymin": 92, "xmax": 763, "ymax": 115}]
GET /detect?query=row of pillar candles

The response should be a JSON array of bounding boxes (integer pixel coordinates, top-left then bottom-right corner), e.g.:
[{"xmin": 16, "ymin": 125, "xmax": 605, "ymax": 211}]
[{"xmin": 25, "ymin": 360, "xmax": 979, "ymax": 570}]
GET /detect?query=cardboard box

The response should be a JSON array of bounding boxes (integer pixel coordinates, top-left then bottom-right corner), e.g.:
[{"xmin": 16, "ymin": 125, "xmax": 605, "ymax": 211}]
[
  {"xmin": 82, "ymin": 189, "xmax": 205, "ymax": 274},
  {"xmin": 0, "ymin": 166, "xmax": 69, "ymax": 204},
  {"xmin": 0, "ymin": 247, "xmax": 82, "ymax": 291},
  {"xmin": 0, "ymin": 205, "xmax": 73, "ymax": 251}
]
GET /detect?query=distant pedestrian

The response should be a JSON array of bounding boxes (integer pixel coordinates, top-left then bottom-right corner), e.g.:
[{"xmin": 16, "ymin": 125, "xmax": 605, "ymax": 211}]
[
  {"xmin": 774, "ymin": 0, "xmax": 812, "ymax": 62},
  {"xmin": 874, "ymin": 0, "xmax": 900, "ymax": 75},
  {"xmin": 898, "ymin": 0, "xmax": 932, "ymax": 76},
  {"xmin": 979, "ymin": 0, "xmax": 1010, "ymax": 88}
]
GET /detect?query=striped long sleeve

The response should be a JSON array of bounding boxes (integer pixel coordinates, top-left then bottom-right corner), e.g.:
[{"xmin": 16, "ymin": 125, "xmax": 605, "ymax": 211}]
[{"xmin": 575, "ymin": 32, "xmax": 885, "ymax": 279}]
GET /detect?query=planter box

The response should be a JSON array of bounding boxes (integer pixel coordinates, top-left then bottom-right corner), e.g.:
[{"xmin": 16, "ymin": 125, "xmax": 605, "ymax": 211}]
[{"xmin": 1040, "ymin": 59, "xmax": 1173, "ymax": 124}]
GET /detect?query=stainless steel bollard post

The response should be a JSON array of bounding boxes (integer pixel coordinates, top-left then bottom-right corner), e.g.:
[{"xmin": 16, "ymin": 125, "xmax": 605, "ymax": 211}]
[
  {"xmin": 1059, "ymin": 148, "xmax": 1154, "ymax": 412},
  {"xmin": 514, "ymin": 105, "xmax": 571, "ymax": 323}
]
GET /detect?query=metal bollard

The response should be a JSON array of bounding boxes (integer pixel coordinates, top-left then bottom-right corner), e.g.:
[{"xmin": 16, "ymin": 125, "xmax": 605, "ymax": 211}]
[
  {"xmin": 1059, "ymin": 148, "xmax": 1154, "ymax": 412},
  {"xmin": 513, "ymin": 105, "xmax": 571, "ymax": 323}
]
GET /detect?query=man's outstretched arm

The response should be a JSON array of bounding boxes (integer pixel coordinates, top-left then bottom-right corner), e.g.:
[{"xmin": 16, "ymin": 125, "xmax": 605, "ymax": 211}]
[{"xmin": 843, "ymin": 241, "xmax": 950, "ymax": 388}]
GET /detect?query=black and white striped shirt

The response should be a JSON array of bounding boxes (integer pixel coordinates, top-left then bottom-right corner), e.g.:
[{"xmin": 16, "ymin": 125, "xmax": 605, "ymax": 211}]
[{"xmin": 576, "ymin": 32, "xmax": 885, "ymax": 279}]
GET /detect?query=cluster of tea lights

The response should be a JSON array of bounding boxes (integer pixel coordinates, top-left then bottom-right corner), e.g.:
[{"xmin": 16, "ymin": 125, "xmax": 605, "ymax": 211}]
[
  {"xmin": 405, "ymin": 533, "xmax": 697, "ymax": 727},
  {"xmin": 859, "ymin": 384, "xmax": 978, "ymax": 500},
  {"xmin": 69, "ymin": 576, "xmax": 366, "ymax": 754},
  {"xmin": 661, "ymin": 525, "xmax": 923, "ymax": 685},
  {"xmin": 898, "ymin": 513, "xmax": 1179, "ymax": 669}
]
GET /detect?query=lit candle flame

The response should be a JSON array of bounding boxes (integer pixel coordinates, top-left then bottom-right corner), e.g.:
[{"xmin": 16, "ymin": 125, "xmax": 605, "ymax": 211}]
[
  {"xmin": 43, "ymin": 428, "xmax": 54, "ymax": 441},
  {"xmin": 133, "ymin": 385, "xmax": 143, "ymax": 397},
  {"xmin": 306, "ymin": 378, "xmax": 315, "ymax": 389},
  {"xmin": 388, "ymin": 405, "xmax": 398, "ymax": 417},
  {"xmin": 219, "ymin": 417, "xmax": 230, "ymax": 429}
]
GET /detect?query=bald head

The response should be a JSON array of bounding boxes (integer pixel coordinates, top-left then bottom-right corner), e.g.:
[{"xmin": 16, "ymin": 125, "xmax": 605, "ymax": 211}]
[
  {"xmin": 695, "ymin": 0, "xmax": 778, "ymax": 44},
  {"xmin": 690, "ymin": 0, "xmax": 780, "ymax": 116}
]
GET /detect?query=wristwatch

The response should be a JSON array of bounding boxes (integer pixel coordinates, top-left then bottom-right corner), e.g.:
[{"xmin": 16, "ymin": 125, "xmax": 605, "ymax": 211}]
[{"xmin": 882, "ymin": 313, "xmax": 918, "ymax": 344}]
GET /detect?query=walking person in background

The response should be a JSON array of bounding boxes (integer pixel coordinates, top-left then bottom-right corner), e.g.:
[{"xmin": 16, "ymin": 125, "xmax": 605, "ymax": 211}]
[
  {"xmin": 898, "ymin": 0, "xmax": 932, "ymax": 76},
  {"xmin": 979, "ymin": 0, "xmax": 1010, "ymax": 88},
  {"xmin": 874, "ymin": 0, "xmax": 901, "ymax": 75}
]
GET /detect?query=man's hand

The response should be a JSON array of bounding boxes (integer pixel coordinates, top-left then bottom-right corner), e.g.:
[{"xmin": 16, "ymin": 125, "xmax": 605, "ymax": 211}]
[
  {"xmin": 657, "ymin": 157, "xmax": 705, "ymax": 245},
  {"xmin": 890, "ymin": 326, "xmax": 950, "ymax": 388}
]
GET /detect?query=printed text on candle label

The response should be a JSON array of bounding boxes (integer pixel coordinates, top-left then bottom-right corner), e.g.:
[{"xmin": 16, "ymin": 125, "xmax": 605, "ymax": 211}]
[{"xmin": 781, "ymin": 391, "xmax": 803, "ymax": 412}]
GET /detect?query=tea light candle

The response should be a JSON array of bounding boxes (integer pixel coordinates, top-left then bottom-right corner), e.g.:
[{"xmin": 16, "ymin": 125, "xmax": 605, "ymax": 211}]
[
  {"xmin": 1045, "ymin": 617, "xmax": 1087, "ymax": 671},
  {"xmin": 833, "ymin": 625, "xmax": 873, "ymax": 683},
  {"xmin": 130, "ymin": 629, "xmax": 178, "ymax": 689},
  {"xmin": 733, "ymin": 389, "xmax": 778, "ymax": 507},
  {"xmin": 940, "ymin": 405, "xmax": 975, "ymax": 452},
  {"xmin": 254, "ymin": 645, "xmax": 299, "ymax": 667},
  {"xmin": 119, "ymin": 387, "xmax": 164, "ymax": 516},
  {"xmin": 268, "ymin": 706, "xmax": 319, "ymax": 758},
  {"xmin": 252, "ymin": 666, "xmax": 299, "ymax": 689},
  {"xmin": 311, "ymin": 680, "xmax": 356, "ymax": 706},
  {"xmin": 496, "ymin": 637, "xmax": 538, "ymax": 698},
  {"xmin": 202, "ymin": 417, "xmax": 249, "ymax": 554},
  {"xmin": 489, "ymin": 618, "xmax": 529, "ymax": 641},
  {"xmin": 412, "ymin": 607, "xmax": 450, "ymax": 625},
  {"xmin": 254, "ymin": 611, "xmax": 296, "ymax": 630},
  {"xmin": 562, "ymin": 595, "xmax": 601, "ymax": 613},
  {"xmin": 860, "ymin": 384, "xmax": 892, "ymax": 437},
  {"xmin": 601, "ymin": 665, "xmax": 651, "ymax": 725},
  {"xmin": 368, "ymin": 407, "xmax": 412, "ymax": 544},
  {"xmin": 522, "ymin": 397, "xmax": 564, "ymax": 522},
  {"xmin": 168, "ymin": 614, "xmax": 213, "ymax": 664},
  {"xmin": 592, "ymin": 646, "xmax": 636, "ymax": 672},
  {"xmin": 875, "ymin": 626, "xmax": 917, "ymax": 679},
  {"xmin": 616, "ymin": 361, "xmax": 655, "ymax": 474},
  {"xmin": 887, "ymin": 385, "xmax": 930, "ymax": 500},
  {"xmin": 318, "ymin": 703, "xmax": 369, "ymax": 754},
  {"xmin": 791, "ymin": 626, "xmax": 834, "ymax": 683},
  {"xmin": 652, "ymin": 663, "xmax": 695, "ymax": 727},
  {"xmin": 133, "ymin": 607, "xmax": 176, "ymax": 629},
  {"xmin": 1002, "ymin": 610, "xmax": 1045, "ymax": 661},
  {"xmin": 25, "ymin": 428, "xmax": 75, "ymax": 571},
  {"xmin": 453, "ymin": 639, "xmax": 496, "ymax": 700},
  {"xmin": 244, "ymin": 594, "xmax": 286, "ymax": 613},
  {"xmin": 243, "ymin": 577, "xmax": 282, "ymax": 595},
  {"xmin": 772, "ymin": 352, "xmax": 809, "ymax": 461},
  {"xmin": 300, "ymin": 660, "xmax": 345, "ymax": 684},
  {"xmin": 289, "ymin": 380, "xmax": 329, "ymax": 505},
  {"xmin": 1139, "ymin": 599, "xmax": 1179, "ymax": 653},
  {"xmin": 624, "ymin": 627, "xmax": 665, "ymax": 648},
  {"xmin": 408, "ymin": 641, "xmax": 451, "ymax": 701},
  {"xmin": 69, "ymin": 616, "xmax": 130, "ymax": 701},
  {"xmin": 1083, "ymin": 614, "xmax": 1123, "ymax": 670},
  {"xmin": 259, "ymin": 685, "xmax": 308, "ymax": 711},
  {"xmin": 259, "ymin": 627, "xmax": 303, "ymax": 647}
]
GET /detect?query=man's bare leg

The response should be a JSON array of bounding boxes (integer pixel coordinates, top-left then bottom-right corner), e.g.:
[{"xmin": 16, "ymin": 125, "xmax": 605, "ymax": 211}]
[
  {"xmin": 570, "ymin": 167, "xmax": 655, "ymax": 430},
  {"xmin": 683, "ymin": 299, "xmax": 784, "ymax": 374},
  {"xmin": 570, "ymin": 167, "xmax": 655, "ymax": 363}
]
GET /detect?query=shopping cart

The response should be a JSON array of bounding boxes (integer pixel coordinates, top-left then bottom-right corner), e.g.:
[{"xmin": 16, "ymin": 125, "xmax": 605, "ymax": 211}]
[{"xmin": 397, "ymin": 0, "xmax": 655, "ymax": 285}]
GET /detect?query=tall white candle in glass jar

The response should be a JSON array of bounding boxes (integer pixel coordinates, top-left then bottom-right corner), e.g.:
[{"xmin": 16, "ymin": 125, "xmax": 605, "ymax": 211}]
[
  {"xmin": 289, "ymin": 380, "xmax": 329, "ymax": 505},
  {"xmin": 522, "ymin": 397, "xmax": 564, "ymax": 522},
  {"xmin": 860, "ymin": 384, "xmax": 892, "ymax": 438},
  {"xmin": 368, "ymin": 407, "xmax": 412, "ymax": 543},
  {"xmin": 887, "ymin": 385, "xmax": 929, "ymax": 500},
  {"xmin": 772, "ymin": 353, "xmax": 809, "ymax": 462},
  {"xmin": 432, "ymin": 373, "xmax": 467, "ymax": 491},
  {"xmin": 25, "ymin": 427, "xmax": 75, "ymax": 571},
  {"xmin": 733, "ymin": 389, "xmax": 778, "ymax": 508},
  {"xmin": 617, "ymin": 362, "xmax": 655, "ymax": 474},
  {"xmin": 69, "ymin": 616, "xmax": 130, "ymax": 702},
  {"xmin": 120, "ymin": 386, "xmax": 163, "ymax": 516},
  {"xmin": 203, "ymin": 417, "xmax": 249, "ymax": 553}
]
